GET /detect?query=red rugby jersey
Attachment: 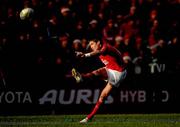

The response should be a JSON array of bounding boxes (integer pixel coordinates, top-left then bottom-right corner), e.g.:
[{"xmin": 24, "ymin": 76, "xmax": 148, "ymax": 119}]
[{"xmin": 99, "ymin": 40, "xmax": 125, "ymax": 72}]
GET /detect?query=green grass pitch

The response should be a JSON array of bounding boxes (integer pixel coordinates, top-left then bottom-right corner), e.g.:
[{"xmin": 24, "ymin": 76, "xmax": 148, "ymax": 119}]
[{"xmin": 0, "ymin": 114, "xmax": 180, "ymax": 127}]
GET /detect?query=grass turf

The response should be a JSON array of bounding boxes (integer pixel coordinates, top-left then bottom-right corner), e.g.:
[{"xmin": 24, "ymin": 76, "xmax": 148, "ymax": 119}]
[{"xmin": 0, "ymin": 114, "xmax": 180, "ymax": 127}]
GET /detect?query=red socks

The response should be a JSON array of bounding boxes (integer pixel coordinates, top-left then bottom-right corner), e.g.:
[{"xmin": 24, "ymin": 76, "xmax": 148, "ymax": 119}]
[{"xmin": 87, "ymin": 100, "xmax": 103, "ymax": 120}]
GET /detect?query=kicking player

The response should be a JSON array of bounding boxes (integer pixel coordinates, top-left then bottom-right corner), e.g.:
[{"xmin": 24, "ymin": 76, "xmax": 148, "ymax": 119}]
[{"xmin": 72, "ymin": 38, "xmax": 127, "ymax": 123}]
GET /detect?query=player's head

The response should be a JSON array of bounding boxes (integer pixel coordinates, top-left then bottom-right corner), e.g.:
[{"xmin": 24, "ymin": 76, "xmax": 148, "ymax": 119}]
[{"xmin": 88, "ymin": 39, "xmax": 101, "ymax": 51}]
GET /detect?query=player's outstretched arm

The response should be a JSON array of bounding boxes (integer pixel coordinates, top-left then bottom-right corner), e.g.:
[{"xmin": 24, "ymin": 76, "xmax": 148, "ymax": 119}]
[
  {"xmin": 84, "ymin": 50, "xmax": 101, "ymax": 58},
  {"xmin": 75, "ymin": 50, "xmax": 101, "ymax": 58},
  {"xmin": 75, "ymin": 51, "xmax": 84, "ymax": 57}
]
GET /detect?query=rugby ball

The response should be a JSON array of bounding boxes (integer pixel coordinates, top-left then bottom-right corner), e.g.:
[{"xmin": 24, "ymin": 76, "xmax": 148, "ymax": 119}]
[{"xmin": 20, "ymin": 7, "xmax": 34, "ymax": 20}]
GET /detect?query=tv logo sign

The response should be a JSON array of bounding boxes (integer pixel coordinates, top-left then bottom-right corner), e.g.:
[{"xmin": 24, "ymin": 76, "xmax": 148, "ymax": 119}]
[{"xmin": 149, "ymin": 63, "xmax": 165, "ymax": 73}]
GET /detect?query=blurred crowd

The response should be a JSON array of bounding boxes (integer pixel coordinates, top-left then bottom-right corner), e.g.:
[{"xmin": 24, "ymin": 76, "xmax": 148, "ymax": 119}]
[{"xmin": 0, "ymin": 0, "xmax": 180, "ymax": 86}]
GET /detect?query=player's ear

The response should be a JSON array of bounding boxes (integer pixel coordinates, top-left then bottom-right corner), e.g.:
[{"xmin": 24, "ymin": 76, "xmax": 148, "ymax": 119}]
[
  {"xmin": 97, "ymin": 41, "xmax": 101, "ymax": 45},
  {"xmin": 97, "ymin": 41, "xmax": 102, "ymax": 48}
]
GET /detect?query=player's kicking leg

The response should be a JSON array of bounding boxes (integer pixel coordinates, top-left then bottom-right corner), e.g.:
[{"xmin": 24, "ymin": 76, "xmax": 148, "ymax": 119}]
[
  {"xmin": 71, "ymin": 67, "xmax": 106, "ymax": 83},
  {"xmin": 72, "ymin": 67, "xmax": 107, "ymax": 83}
]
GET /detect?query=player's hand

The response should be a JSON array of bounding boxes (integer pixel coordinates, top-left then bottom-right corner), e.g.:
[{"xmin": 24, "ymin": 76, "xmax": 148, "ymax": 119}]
[{"xmin": 75, "ymin": 51, "xmax": 85, "ymax": 58}]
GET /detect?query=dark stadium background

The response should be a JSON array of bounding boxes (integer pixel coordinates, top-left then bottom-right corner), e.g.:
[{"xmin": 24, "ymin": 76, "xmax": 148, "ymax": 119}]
[{"xmin": 0, "ymin": 0, "xmax": 179, "ymax": 115}]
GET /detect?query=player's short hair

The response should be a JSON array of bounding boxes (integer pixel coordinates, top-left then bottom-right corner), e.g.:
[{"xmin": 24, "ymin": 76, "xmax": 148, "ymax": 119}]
[
  {"xmin": 89, "ymin": 38, "xmax": 100, "ymax": 43},
  {"xmin": 86, "ymin": 38, "xmax": 101, "ymax": 50}
]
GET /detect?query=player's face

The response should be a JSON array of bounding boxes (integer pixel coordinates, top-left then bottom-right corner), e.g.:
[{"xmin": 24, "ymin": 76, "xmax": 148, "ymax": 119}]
[{"xmin": 89, "ymin": 40, "xmax": 101, "ymax": 51}]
